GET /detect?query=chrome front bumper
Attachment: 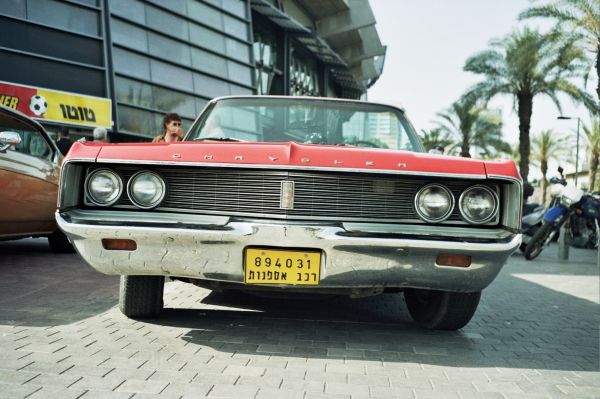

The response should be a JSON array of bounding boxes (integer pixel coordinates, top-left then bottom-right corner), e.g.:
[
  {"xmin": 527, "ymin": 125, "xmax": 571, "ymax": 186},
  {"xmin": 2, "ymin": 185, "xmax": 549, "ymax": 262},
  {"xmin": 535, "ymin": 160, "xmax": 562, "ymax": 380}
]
[{"xmin": 57, "ymin": 210, "xmax": 521, "ymax": 293}]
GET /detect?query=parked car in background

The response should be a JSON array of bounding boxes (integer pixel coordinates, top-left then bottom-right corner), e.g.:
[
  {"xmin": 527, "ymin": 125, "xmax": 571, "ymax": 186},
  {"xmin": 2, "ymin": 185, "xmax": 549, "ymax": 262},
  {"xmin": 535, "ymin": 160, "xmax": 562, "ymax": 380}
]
[
  {"xmin": 57, "ymin": 96, "xmax": 522, "ymax": 330},
  {"xmin": 0, "ymin": 105, "xmax": 72, "ymax": 252}
]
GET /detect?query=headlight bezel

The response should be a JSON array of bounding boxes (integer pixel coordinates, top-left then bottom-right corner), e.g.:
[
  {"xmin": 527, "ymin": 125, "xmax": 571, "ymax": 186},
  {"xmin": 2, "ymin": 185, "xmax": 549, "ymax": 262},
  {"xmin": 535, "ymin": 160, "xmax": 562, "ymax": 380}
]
[
  {"xmin": 126, "ymin": 170, "xmax": 166, "ymax": 209},
  {"xmin": 85, "ymin": 168, "xmax": 123, "ymax": 207},
  {"xmin": 414, "ymin": 183, "xmax": 455, "ymax": 223},
  {"xmin": 459, "ymin": 184, "xmax": 499, "ymax": 224}
]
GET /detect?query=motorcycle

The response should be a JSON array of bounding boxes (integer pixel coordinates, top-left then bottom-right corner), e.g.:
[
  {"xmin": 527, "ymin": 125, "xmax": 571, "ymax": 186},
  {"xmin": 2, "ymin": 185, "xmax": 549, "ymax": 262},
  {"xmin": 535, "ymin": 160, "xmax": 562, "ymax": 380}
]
[
  {"xmin": 523, "ymin": 181, "xmax": 600, "ymax": 260},
  {"xmin": 520, "ymin": 179, "xmax": 563, "ymax": 252}
]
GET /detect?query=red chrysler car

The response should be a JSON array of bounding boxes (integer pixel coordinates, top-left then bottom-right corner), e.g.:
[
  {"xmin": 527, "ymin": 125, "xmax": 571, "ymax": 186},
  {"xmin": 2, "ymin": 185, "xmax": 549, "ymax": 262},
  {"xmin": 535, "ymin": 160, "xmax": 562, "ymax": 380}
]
[{"xmin": 56, "ymin": 96, "xmax": 522, "ymax": 330}]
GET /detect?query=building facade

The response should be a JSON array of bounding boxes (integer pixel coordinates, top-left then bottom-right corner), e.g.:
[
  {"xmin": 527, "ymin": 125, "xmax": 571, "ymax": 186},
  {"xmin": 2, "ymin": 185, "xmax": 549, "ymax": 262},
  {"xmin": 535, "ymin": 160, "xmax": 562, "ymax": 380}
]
[{"xmin": 0, "ymin": 0, "xmax": 385, "ymax": 141}]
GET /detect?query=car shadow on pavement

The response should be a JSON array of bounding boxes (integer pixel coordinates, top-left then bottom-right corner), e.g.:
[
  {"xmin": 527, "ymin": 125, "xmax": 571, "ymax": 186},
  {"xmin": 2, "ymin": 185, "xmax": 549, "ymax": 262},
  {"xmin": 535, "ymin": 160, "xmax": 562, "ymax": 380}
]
[
  {"xmin": 151, "ymin": 258, "xmax": 600, "ymax": 372},
  {"xmin": 0, "ymin": 238, "xmax": 119, "ymax": 327}
]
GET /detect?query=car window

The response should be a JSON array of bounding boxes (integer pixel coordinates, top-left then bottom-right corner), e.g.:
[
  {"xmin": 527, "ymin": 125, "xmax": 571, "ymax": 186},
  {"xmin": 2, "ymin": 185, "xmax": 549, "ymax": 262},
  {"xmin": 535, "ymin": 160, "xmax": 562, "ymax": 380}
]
[
  {"xmin": 0, "ymin": 113, "xmax": 53, "ymax": 161},
  {"xmin": 187, "ymin": 98, "xmax": 424, "ymax": 152}
]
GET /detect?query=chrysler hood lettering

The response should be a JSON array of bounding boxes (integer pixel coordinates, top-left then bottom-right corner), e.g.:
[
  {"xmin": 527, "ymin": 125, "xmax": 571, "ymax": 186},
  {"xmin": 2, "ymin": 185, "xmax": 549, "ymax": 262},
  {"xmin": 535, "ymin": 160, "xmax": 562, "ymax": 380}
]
[{"xmin": 86, "ymin": 141, "xmax": 518, "ymax": 178}]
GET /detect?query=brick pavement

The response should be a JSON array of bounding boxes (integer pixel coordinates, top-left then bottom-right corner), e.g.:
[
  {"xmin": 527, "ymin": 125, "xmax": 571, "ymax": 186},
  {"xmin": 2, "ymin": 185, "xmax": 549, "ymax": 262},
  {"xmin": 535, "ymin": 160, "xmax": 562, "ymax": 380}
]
[{"xmin": 0, "ymin": 238, "xmax": 598, "ymax": 398}]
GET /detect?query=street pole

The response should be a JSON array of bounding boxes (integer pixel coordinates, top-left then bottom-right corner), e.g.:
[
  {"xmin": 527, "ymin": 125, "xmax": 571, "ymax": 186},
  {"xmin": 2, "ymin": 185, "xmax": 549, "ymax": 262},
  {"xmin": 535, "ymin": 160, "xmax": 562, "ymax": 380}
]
[
  {"xmin": 575, "ymin": 117, "xmax": 580, "ymax": 186},
  {"xmin": 556, "ymin": 115, "xmax": 580, "ymax": 260},
  {"xmin": 557, "ymin": 116, "xmax": 581, "ymax": 186}
]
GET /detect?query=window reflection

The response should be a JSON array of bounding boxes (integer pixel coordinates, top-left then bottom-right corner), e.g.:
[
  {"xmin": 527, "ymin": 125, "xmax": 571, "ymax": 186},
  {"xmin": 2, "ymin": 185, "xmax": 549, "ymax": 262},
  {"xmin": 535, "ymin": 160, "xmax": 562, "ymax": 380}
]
[
  {"xmin": 27, "ymin": 0, "xmax": 99, "ymax": 36},
  {"xmin": 111, "ymin": 19, "xmax": 148, "ymax": 52},
  {"xmin": 113, "ymin": 48, "xmax": 151, "ymax": 80},
  {"xmin": 115, "ymin": 76, "xmax": 196, "ymax": 119},
  {"xmin": 253, "ymin": 26, "xmax": 282, "ymax": 95},
  {"xmin": 290, "ymin": 50, "xmax": 320, "ymax": 96}
]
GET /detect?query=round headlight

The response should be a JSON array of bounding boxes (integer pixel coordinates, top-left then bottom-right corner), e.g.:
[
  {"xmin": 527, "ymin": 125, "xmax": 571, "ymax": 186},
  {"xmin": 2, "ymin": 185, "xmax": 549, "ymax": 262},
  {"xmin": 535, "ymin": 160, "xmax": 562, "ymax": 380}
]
[
  {"xmin": 414, "ymin": 184, "xmax": 454, "ymax": 223},
  {"xmin": 127, "ymin": 171, "xmax": 165, "ymax": 209},
  {"xmin": 459, "ymin": 185, "xmax": 499, "ymax": 224},
  {"xmin": 86, "ymin": 169, "xmax": 122, "ymax": 206}
]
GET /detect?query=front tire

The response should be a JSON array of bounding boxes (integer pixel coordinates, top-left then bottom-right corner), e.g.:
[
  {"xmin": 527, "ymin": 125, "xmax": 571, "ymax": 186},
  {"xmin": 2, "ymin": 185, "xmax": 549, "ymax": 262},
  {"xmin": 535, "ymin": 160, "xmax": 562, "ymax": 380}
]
[
  {"xmin": 404, "ymin": 288, "xmax": 481, "ymax": 330},
  {"xmin": 523, "ymin": 222, "xmax": 555, "ymax": 260},
  {"xmin": 119, "ymin": 276, "xmax": 164, "ymax": 318}
]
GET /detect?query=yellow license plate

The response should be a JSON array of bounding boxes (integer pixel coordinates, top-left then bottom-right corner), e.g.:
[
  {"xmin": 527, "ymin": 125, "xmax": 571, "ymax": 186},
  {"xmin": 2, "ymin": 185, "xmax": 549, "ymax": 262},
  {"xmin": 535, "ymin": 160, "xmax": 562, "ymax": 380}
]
[{"xmin": 244, "ymin": 248, "xmax": 321, "ymax": 285}]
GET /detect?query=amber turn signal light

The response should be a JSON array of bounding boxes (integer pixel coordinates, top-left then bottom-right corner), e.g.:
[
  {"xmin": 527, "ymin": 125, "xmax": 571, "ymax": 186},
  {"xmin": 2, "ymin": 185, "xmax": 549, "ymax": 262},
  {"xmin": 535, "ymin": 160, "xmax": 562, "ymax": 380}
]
[
  {"xmin": 101, "ymin": 238, "xmax": 137, "ymax": 251},
  {"xmin": 436, "ymin": 254, "xmax": 471, "ymax": 268}
]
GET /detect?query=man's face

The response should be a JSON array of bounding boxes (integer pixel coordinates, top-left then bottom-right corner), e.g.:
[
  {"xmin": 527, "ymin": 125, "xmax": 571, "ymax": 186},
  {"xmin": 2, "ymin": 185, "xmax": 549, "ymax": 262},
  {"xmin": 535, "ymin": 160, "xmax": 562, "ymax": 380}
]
[{"xmin": 166, "ymin": 120, "xmax": 181, "ymax": 132}]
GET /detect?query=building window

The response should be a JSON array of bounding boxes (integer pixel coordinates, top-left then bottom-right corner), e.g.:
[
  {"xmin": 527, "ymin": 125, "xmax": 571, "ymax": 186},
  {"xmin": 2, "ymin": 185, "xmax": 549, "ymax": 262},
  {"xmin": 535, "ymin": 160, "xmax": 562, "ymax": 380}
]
[
  {"xmin": 290, "ymin": 51, "xmax": 319, "ymax": 96},
  {"xmin": 253, "ymin": 24, "xmax": 282, "ymax": 95}
]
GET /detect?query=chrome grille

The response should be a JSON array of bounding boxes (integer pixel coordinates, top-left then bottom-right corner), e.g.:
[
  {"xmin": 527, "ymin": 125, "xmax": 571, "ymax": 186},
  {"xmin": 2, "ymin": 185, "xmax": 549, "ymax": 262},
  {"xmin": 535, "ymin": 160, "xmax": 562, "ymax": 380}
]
[{"xmin": 87, "ymin": 165, "xmax": 498, "ymax": 224}]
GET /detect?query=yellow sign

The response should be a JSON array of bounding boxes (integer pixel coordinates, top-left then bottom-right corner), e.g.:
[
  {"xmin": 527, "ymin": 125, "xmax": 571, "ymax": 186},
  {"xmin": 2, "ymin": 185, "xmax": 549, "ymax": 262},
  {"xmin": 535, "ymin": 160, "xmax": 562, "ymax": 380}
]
[{"xmin": 0, "ymin": 80, "xmax": 112, "ymax": 128}]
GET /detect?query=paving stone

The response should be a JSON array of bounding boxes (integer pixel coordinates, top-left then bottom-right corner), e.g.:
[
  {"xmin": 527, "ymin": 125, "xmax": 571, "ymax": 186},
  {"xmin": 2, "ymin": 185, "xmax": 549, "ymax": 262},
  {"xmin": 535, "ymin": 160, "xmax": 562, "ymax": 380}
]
[
  {"xmin": 237, "ymin": 375, "xmax": 282, "ymax": 388},
  {"xmin": 70, "ymin": 375, "xmax": 126, "ymax": 392},
  {"xmin": 0, "ymin": 370, "xmax": 40, "ymax": 385},
  {"xmin": 304, "ymin": 393, "xmax": 351, "ymax": 399},
  {"xmin": 26, "ymin": 386, "xmax": 87, "ymax": 399},
  {"xmin": 161, "ymin": 381, "xmax": 213, "ymax": 397},
  {"xmin": 369, "ymin": 386, "xmax": 414, "ymax": 398},
  {"xmin": 280, "ymin": 377, "xmax": 324, "ymax": 393},
  {"xmin": 115, "ymin": 379, "xmax": 168, "ymax": 394},
  {"xmin": 222, "ymin": 365, "xmax": 265, "ymax": 377},
  {"xmin": 325, "ymin": 381, "xmax": 369, "ymax": 396},
  {"xmin": 0, "ymin": 382, "xmax": 42, "ymax": 399},
  {"xmin": 208, "ymin": 384, "xmax": 259, "ymax": 398},
  {"xmin": 255, "ymin": 387, "xmax": 305, "ymax": 399}
]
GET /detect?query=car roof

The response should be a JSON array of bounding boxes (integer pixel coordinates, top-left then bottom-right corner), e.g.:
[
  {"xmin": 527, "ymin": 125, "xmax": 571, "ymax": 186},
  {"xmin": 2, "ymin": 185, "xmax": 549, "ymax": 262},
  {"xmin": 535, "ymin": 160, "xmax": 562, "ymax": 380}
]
[
  {"xmin": 0, "ymin": 104, "xmax": 60, "ymax": 154},
  {"xmin": 0, "ymin": 104, "xmax": 47, "ymax": 132}
]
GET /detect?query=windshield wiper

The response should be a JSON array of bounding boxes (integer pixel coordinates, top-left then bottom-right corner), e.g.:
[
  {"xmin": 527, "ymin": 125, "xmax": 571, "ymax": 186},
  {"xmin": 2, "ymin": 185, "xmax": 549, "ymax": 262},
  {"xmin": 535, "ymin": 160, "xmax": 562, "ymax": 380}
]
[{"xmin": 193, "ymin": 137, "xmax": 244, "ymax": 142}]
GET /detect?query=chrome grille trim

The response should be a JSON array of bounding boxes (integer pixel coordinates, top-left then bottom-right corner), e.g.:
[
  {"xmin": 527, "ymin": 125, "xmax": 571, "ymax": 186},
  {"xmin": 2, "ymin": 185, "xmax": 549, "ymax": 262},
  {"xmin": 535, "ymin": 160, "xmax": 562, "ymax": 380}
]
[{"xmin": 84, "ymin": 165, "xmax": 501, "ymax": 225}]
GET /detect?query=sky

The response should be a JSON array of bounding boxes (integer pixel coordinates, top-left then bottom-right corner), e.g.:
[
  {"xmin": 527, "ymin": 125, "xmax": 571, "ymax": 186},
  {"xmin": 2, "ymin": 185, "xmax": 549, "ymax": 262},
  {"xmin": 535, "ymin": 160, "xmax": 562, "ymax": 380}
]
[{"xmin": 367, "ymin": 0, "xmax": 598, "ymax": 177}]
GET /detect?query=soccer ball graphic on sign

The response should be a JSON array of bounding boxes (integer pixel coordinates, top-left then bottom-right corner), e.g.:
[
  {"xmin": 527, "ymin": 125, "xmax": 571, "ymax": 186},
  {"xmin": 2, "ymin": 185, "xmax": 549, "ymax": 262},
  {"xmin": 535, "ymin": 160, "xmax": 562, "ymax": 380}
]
[{"xmin": 29, "ymin": 95, "xmax": 47, "ymax": 116}]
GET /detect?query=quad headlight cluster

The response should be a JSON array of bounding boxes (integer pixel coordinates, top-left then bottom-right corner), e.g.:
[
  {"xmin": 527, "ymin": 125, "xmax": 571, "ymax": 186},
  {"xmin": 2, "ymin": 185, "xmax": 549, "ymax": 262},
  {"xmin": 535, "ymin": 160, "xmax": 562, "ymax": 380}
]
[
  {"xmin": 85, "ymin": 169, "xmax": 165, "ymax": 209},
  {"xmin": 414, "ymin": 183, "xmax": 499, "ymax": 224}
]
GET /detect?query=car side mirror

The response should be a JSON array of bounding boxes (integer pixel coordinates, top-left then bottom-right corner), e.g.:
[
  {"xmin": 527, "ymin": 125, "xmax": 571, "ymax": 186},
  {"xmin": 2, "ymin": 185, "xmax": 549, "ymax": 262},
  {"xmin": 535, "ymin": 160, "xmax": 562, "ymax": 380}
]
[
  {"xmin": 0, "ymin": 131, "xmax": 22, "ymax": 153},
  {"xmin": 549, "ymin": 177, "xmax": 561, "ymax": 184}
]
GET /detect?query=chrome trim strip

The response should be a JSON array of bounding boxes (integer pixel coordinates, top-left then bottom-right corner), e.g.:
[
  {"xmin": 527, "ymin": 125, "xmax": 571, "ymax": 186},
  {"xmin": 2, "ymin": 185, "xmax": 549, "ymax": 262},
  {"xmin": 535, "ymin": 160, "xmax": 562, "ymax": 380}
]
[
  {"xmin": 60, "ymin": 209, "xmax": 230, "ymax": 226},
  {"xmin": 342, "ymin": 222, "xmax": 514, "ymax": 240},
  {"xmin": 94, "ymin": 158, "xmax": 488, "ymax": 179},
  {"xmin": 206, "ymin": 94, "xmax": 408, "ymax": 112},
  {"xmin": 65, "ymin": 157, "xmax": 96, "ymax": 163}
]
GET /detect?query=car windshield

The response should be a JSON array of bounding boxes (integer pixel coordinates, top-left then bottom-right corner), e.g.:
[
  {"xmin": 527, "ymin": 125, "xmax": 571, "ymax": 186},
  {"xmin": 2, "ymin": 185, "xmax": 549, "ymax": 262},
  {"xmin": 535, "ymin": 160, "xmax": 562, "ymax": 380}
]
[{"xmin": 186, "ymin": 97, "xmax": 424, "ymax": 152}]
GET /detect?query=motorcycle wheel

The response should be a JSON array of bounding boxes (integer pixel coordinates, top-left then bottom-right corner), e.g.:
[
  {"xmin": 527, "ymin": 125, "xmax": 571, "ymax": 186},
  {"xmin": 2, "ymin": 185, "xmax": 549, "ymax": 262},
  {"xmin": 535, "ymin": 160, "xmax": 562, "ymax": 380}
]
[{"xmin": 523, "ymin": 222, "xmax": 555, "ymax": 260}]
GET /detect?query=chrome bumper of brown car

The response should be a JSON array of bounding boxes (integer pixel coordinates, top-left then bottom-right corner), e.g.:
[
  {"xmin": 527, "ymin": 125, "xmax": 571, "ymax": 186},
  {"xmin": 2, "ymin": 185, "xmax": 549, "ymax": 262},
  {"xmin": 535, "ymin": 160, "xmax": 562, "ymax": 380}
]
[{"xmin": 57, "ymin": 210, "xmax": 520, "ymax": 293}]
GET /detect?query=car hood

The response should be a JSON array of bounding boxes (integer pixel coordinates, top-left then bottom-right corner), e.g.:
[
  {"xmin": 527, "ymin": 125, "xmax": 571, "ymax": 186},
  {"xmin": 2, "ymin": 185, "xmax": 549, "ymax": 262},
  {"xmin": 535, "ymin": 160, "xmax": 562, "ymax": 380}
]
[{"xmin": 67, "ymin": 141, "xmax": 519, "ymax": 179}]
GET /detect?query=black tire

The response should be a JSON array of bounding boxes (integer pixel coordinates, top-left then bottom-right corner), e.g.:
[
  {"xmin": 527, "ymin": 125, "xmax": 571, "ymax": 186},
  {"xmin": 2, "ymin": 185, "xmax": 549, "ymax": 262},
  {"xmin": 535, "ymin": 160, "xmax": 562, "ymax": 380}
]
[
  {"xmin": 523, "ymin": 222, "xmax": 555, "ymax": 260},
  {"xmin": 47, "ymin": 229, "xmax": 75, "ymax": 253},
  {"xmin": 404, "ymin": 288, "xmax": 481, "ymax": 330},
  {"xmin": 119, "ymin": 275, "xmax": 164, "ymax": 318}
]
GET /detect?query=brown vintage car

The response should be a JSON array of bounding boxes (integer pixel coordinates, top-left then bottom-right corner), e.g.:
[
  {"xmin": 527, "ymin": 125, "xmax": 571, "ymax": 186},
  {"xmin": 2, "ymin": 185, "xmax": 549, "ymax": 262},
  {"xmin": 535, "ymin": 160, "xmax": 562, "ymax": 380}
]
[{"xmin": 0, "ymin": 105, "xmax": 72, "ymax": 252}]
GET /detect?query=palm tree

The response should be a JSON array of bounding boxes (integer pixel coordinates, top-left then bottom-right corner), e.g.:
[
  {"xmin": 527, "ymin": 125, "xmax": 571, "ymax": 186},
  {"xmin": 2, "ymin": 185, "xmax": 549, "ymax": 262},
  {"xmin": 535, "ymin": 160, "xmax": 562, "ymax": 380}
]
[
  {"xmin": 435, "ymin": 97, "xmax": 510, "ymax": 158},
  {"xmin": 530, "ymin": 129, "xmax": 569, "ymax": 204},
  {"xmin": 464, "ymin": 28, "xmax": 596, "ymax": 182},
  {"xmin": 519, "ymin": 0, "xmax": 600, "ymax": 103},
  {"xmin": 419, "ymin": 127, "xmax": 456, "ymax": 153},
  {"xmin": 582, "ymin": 119, "xmax": 600, "ymax": 191}
]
